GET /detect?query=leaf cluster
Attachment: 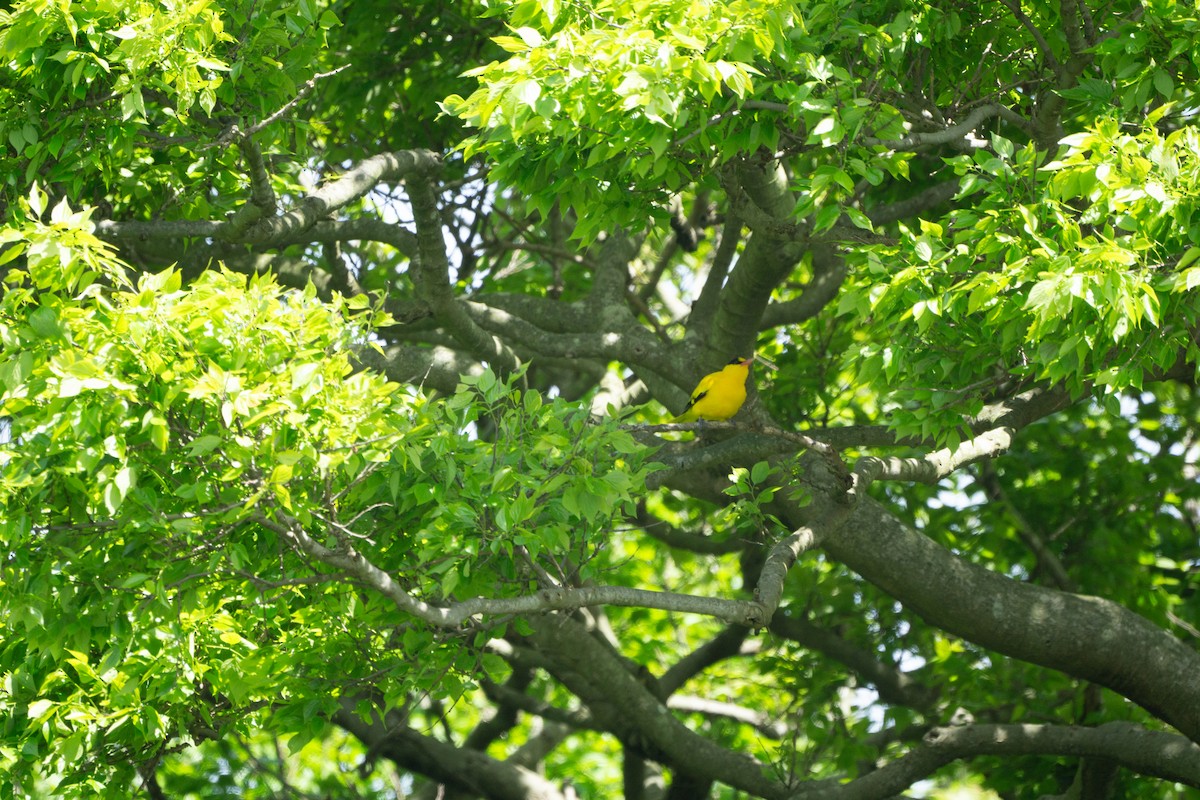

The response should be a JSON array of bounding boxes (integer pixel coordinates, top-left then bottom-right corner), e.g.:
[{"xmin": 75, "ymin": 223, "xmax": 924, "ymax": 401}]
[
  {"xmin": 0, "ymin": 207, "xmax": 658, "ymax": 794},
  {"xmin": 0, "ymin": 0, "xmax": 334, "ymax": 219},
  {"xmin": 844, "ymin": 121, "xmax": 1200, "ymax": 444}
]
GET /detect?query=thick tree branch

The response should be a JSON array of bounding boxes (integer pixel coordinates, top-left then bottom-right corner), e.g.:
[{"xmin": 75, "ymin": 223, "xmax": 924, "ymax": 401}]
[
  {"xmin": 861, "ymin": 103, "xmax": 1031, "ymax": 150},
  {"xmin": 288, "ymin": 150, "xmax": 439, "ymax": 229},
  {"xmin": 1030, "ymin": 0, "xmax": 1124, "ymax": 149},
  {"xmin": 648, "ymin": 431, "xmax": 799, "ymax": 487},
  {"xmin": 96, "ymin": 149, "xmax": 439, "ymax": 247},
  {"xmin": 524, "ymin": 614, "xmax": 794, "ymax": 799},
  {"xmin": 821, "ymin": 722, "xmax": 1200, "ymax": 799},
  {"xmin": 817, "ymin": 497, "xmax": 1200, "ymax": 742},
  {"xmin": 587, "ymin": 227, "xmax": 642, "ymax": 304},
  {"xmin": 648, "ymin": 384, "xmax": 1072, "ymax": 486},
  {"xmin": 102, "ymin": 217, "xmax": 418, "ymax": 286},
  {"xmin": 236, "ymin": 137, "xmax": 277, "ymax": 216},
  {"xmin": 854, "ymin": 426, "xmax": 1015, "ymax": 485},
  {"xmin": 835, "ymin": 383, "xmax": 1070, "ymax": 484},
  {"xmin": 711, "ymin": 158, "xmax": 803, "ymax": 355},
  {"xmin": 333, "ymin": 702, "xmax": 569, "ymax": 800},
  {"xmin": 753, "ymin": 527, "xmax": 823, "ymax": 618},
  {"xmin": 353, "ymin": 343, "xmax": 481, "ymax": 396},
  {"xmin": 407, "ymin": 172, "xmax": 523, "ymax": 372},
  {"xmin": 456, "ymin": 295, "xmax": 686, "ymax": 391},
  {"xmin": 1058, "ymin": 0, "xmax": 1091, "ymax": 58}
]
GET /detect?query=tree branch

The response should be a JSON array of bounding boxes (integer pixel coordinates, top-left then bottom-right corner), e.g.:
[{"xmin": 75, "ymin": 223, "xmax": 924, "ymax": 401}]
[
  {"xmin": 711, "ymin": 158, "xmax": 803, "ymax": 355},
  {"xmin": 996, "ymin": 0, "xmax": 1061, "ymax": 77},
  {"xmin": 818, "ymin": 497, "xmax": 1200, "ymax": 742},
  {"xmin": 524, "ymin": 614, "xmax": 794, "ymax": 799},
  {"xmin": 854, "ymin": 426, "xmax": 1015, "ymax": 486},
  {"xmin": 463, "ymin": 668, "xmax": 537, "ymax": 751},
  {"xmin": 479, "ymin": 679, "xmax": 598, "ymax": 732},
  {"xmin": 238, "ymin": 65, "xmax": 350, "ymax": 141},
  {"xmin": 333, "ymin": 701, "xmax": 569, "ymax": 800},
  {"xmin": 236, "ymin": 136, "xmax": 277, "ymax": 217},
  {"xmin": 257, "ymin": 509, "xmax": 770, "ymax": 627},
  {"xmin": 759, "ymin": 244, "xmax": 847, "ymax": 329},
  {"xmin": 687, "ymin": 208, "xmax": 744, "ymax": 338},
  {"xmin": 865, "ymin": 179, "xmax": 962, "ymax": 227},
  {"xmin": 636, "ymin": 504, "xmax": 750, "ymax": 556},
  {"xmin": 96, "ymin": 149, "xmax": 440, "ymax": 247},
  {"xmin": 659, "ymin": 624, "xmax": 753, "ymax": 695},
  {"xmin": 509, "ymin": 720, "xmax": 573, "ymax": 770},
  {"xmin": 825, "ymin": 722, "xmax": 1200, "ymax": 799},
  {"xmin": 406, "ymin": 171, "xmax": 522, "ymax": 372},
  {"xmin": 1057, "ymin": 0, "xmax": 1091, "ymax": 58},
  {"xmin": 753, "ymin": 527, "xmax": 823, "ymax": 619},
  {"xmin": 769, "ymin": 611, "xmax": 938, "ymax": 711},
  {"xmin": 668, "ymin": 694, "xmax": 786, "ymax": 739},
  {"xmin": 975, "ymin": 461, "xmax": 1077, "ymax": 591},
  {"xmin": 861, "ymin": 103, "xmax": 1031, "ymax": 150}
]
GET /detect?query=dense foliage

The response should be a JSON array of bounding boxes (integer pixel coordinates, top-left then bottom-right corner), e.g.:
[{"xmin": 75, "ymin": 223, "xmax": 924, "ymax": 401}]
[{"xmin": 1, "ymin": 0, "xmax": 1198, "ymax": 798}]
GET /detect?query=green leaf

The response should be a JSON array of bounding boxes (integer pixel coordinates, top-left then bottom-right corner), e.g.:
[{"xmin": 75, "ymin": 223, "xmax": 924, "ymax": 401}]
[
  {"xmin": 493, "ymin": 35, "xmax": 529, "ymax": 53},
  {"xmin": 291, "ymin": 362, "xmax": 322, "ymax": 392},
  {"xmin": 813, "ymin": 204, "xmax": 840, "ymax": 233},
  {"xmin": 138, "ymin": 268, "xmax": 182, "ymax": 293},
  {"xmin": 120, "ymin": 573, "xmax": 152, "ymax": 589},
  {"xmin": 514, "ymin": 26, "xmax": 543, "ymax": 47},
  {"xmin": 27, "ymin": 698, "xmax": 55, "ymax": 722},
  {"xmin": 187, "ymin": 435, "xmax": 224, "ymax": 456},
  {"xmin": 120, "ymin": 87, "xmax": 146, "ymax": 121},
  {"xmin": 0, "ymin": 240, "xmax": 25, "ymax": 267},
  {"xmin": 27, "ymin": 305, "xmax": 61, "ymax": 339},
  {"xmin": 845, "ymin": 207, "xmax": 874, "ymax": 231},
  {"xmin": 27, "ymin": 183, "xmax": 47, "ymax": 219},
  {"xmin": 514, "ymin": 79, "xmax": 541, "ymax": 110},
  {"xmin": 1152, "ymin": 69, "xmax": 1174, "ymax": 98},
  {"xmin": 1173, "ymin": 266, "xmax": 1200, "ymax": 293},
  {"xmin": 1025, "ymin": 278, "xmax": 1059, "ymax": 314}
]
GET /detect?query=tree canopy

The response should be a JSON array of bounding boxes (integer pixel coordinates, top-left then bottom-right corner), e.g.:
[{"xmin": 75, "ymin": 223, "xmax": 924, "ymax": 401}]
[{"xmin": 1, "ymin": 0, "xmax": 1199, "ymax": 798}]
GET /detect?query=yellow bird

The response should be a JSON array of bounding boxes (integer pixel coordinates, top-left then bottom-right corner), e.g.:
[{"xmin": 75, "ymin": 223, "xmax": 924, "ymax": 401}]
[{"xmin": 673, "ymin": 357, "xmax": 754, "ymax": 422}]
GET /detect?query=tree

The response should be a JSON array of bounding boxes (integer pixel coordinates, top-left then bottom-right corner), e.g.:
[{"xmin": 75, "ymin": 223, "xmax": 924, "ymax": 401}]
[{"xmin": 1, "ymin": 0, "xmax": 1199, "ymax": 797}]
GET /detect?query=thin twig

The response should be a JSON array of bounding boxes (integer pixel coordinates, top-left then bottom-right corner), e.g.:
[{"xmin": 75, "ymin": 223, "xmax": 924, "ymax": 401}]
[{"xmin": 237, "ymin": 65, "xmax": 350, "ymax": 142}]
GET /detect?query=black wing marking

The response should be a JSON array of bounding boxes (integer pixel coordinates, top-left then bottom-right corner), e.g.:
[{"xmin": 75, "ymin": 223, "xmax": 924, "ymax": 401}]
[{"xmin": 682, "ymin": 389, "xmax": 708, "ymax": 412}]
